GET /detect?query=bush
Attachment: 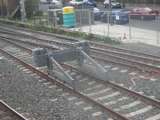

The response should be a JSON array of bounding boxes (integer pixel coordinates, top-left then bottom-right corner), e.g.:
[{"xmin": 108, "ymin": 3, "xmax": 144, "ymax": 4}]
[{"xmin": 25, "ymin": 0, "xmax": 39, "ymax": 18}]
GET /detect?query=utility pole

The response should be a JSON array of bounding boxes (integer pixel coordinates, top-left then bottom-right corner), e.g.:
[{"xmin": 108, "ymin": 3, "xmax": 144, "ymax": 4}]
[{"xmin": 20, "ymin": 0, "xmax": 26, "ymax": 22}]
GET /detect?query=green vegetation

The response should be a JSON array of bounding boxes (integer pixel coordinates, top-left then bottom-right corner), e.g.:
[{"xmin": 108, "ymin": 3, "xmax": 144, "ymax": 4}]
[
  {"xmin": 0, "ymin": 18, "xmax": 121, "ymax": 45},
  {"xmin": 25, "ymin": 0, "xmax": 40, "ymax": 18}
]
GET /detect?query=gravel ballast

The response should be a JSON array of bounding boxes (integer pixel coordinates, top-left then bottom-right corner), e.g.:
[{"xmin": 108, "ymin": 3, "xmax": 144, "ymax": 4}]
[{"xmin": 0, "ymin": 56, "xmax": 98, "ymax": 120}]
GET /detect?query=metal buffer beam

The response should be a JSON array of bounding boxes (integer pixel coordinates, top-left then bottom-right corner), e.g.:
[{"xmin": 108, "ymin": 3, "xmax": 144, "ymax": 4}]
[
  {"xmin": 32, "ymin": 41, "xmax": 107, "ymax": 88},
  {"xmin": 78, "ymin": 50, "xmax": 108, "ymax": 81}
]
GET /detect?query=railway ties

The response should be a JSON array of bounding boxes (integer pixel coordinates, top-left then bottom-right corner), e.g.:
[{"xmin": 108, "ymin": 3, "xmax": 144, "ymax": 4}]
[
  {"xmin": 90, "ymin": 41, "xmax": 160, "ymax": 60},
  {"xmin": 62, "ymin": 64, "xmax": 160, "ymax": 119},
  {"xmin": 36, "ymin": 62, "xmax": 160, "ymax": 120},
  {"xmin": 1, "ymin": 26, "xmax": 160, "ymax": 77},
  {"xmin": 90, "ymin": 42, "xmax": 160, "ymax": 74},
  {"xmin": 41, "ymin": 63, "xmax": 160, "ymax": 120},
  {"xmin": 5, "ymin": 48, "xmax": 33, "ymax": 65},
  {"xmin": 0, "ymin": 48, "xmax": 129, "ymax": 120},
  {"xmin": 91, "ymin": 49, "xmax": 160, "ymax": 75},
  {"xmin": 1, "ymin": 24, "xmax": 160, "ymax": 75},
  {"xmin": 0, "ymin": 35, "xmax": 138, "ymax": 119},
  {"xmin": 62, "ymin": 66, "xmax": 160, "ymax": 120},
  {"xmin": 0, "ymin": 24, "xmax": 160, "ymax": 120}
]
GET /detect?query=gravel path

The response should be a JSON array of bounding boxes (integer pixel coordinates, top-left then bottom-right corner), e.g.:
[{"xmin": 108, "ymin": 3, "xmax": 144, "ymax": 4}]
[{"xmin": 0, "ymin": 56, "xmax": 97, "ymax": 120}]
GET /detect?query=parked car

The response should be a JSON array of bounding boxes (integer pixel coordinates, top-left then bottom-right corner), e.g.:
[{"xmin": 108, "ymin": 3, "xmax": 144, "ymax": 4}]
[
  {"xmin": 93, "ymin": 7, "xmax": 104, "ymax": 21},
  {"xmin": 39, "ymin": 0, "xmax": 62, "ymax": 10},
  {"xmin": 131, "ymin": 7, "xmax": 159, "ymax": 15},
  {"xmin": 130, "ymin": 7, "xmax": 159, "ymax": 20},
  {"xmin": 83, "ymin": 0, "xmax": 97, "ymax": 7},
  {"xmin": 68, "ymin": 0, "xmax": 96, "ymax": 8},
  {"xmin": 101, "ymin": 9, "xmax": 129, "ymax": 24},
  {"xmin": 104, "ymin": 0, "xmax": 122, "ymax": 9}
]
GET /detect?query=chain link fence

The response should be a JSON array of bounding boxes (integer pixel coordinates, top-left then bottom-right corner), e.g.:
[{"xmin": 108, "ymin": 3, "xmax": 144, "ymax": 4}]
[
  {"xmin": 1, "ymin": 7, "xmax": 159, "ymax": 46},
  {"xmin": 129, "ymin": 14, "xmax": 160, "ymax": 45}
]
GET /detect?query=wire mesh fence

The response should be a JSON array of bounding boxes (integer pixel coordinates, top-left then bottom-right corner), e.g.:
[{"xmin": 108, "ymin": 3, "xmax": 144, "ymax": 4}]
[
  {"xmin": 129, "ymin": 14, "xmax": 160, "ymax": 44},
  {"xmin": 1, "ymin": 7, "xmax": 160, "ymax": 46}
]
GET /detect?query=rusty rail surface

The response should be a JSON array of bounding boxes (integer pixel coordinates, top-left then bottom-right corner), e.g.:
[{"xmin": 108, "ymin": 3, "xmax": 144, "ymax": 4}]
[
  {"xmin": 1, "ymin": 24, "xmax": 160, "ymax": 60},
  {"xmin": 0, "ymin": 27, "xmax": 160, "ymax": 75},
  {"xmin": 0, "ymin": 49, "xmax": 128, "ymax": 120},
  {"xmin": 1, "ymin": 36, "xmax": 160, "ymax": 109},
  {"xmin": 1, "ymin": 35, "xmax": 160, "ymax": 119},
  {"xmin": 0, "ymin": 100, "xmax": 27, "ymax": 120}
]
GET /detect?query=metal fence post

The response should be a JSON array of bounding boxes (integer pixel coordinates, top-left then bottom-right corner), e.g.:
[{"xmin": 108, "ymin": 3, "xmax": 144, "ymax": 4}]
[
  {"xmin": 53, "ymin": 11, "xmax": 57, "ymax": 28},
  {"xmin": 20, "ymin": 0, "xmax": 26, "ymax": 22},
  {"xmin": 156, "ymin": 30, "xmax": 160, "ymax": 44},
  {"xmin": 129, "ymin": 15, "xmax": 132, "ymax": 41},
  {"xmin": 103, "ymin": 12, "xmax": 105, "ymax": 36},
  {"xmin": 107, "ymin": 11, "xmax": 110, "ymax": 37},
  {"xmin": 88, "ymin": 9, "xmax": 92, "ymax": 34},
  {"xmin": 156, "ymin": 16, "xmax": 160, "ymax": 45},
  {"xmin": 79, "ymin": 10, "xmax": 82, "ymax": 32}
]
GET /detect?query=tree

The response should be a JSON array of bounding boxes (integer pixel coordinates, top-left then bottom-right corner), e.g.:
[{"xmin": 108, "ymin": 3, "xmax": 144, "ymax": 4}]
[{"xmin": 25, "ymin": 0, "xmax": 39, "ymax": 18}]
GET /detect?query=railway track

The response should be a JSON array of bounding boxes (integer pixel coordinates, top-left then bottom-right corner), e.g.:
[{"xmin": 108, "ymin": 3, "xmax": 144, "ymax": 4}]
[
  {"xmin": 0, "ymin": 25, "xmax": 160, "ymax": 75},
  {"xmin": 0, "ymin": 26, "xmax": 160, "ymax": 89},
  {"xmin": 0, "ymin": 26, "xmax": 160, "ymax": 94},
  {"xmin": 0, "ymin": 37, "xmax": 127, "ymax": 120},
  {"xmin": 0, "ymin": 31, "xmax": 160, "ymax": 120},
  {"xmin": 0, "ymin": 100, "xmax": 27, "ymax": 120}
]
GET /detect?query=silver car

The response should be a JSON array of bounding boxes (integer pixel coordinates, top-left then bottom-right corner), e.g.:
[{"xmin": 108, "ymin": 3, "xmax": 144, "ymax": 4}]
[{"xmin": 104, "ymin": 0, "xmax": 122, "ymax": 9}]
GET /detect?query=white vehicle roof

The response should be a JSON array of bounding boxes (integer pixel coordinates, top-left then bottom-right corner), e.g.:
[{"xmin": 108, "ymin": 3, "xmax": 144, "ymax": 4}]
[{"xmin": 40, "ymin": 0, "xmax": 60, "ymax": 3}]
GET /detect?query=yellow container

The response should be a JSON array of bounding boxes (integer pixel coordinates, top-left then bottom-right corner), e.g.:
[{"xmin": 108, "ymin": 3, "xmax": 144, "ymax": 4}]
[{"xmin": 63, "ymin": 6, "xmax": 74, "ymax": 14}]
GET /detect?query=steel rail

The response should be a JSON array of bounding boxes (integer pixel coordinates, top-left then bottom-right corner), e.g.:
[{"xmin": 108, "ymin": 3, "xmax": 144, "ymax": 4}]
[
  {"xmin": 1, "ymin": 24, "xmax": 160, "ymax": 61},
  {"xmin": 91, "ymin": 46, "xmax": 160, "ymax": 64},
  {"xmin": 62, "ymin": 64, "xmax": 160, "ymax": 109},
  {"xmin": 0, "ymin": 46, "xmax": 128, "ymax": 120},
  {"xmin": 0, "ymin": 35, "xmax": 143, "ymax": 73},
  {"xmin": 0, "ymin": 100, "xmax": 27, "ymax": 120},
  {"xmin": 91, "ymin": 50, "xmax": 160, "ymax": 74},
  {"xmin": 1, "ymin": 29, "xmax": 160, "ymax": 74},
  {"xmin": 0, "ymin": 34, "xmax": 159, "ymax": 75},
  {"xmin": 0, "ymin": 24, "xmax": 79, "ymax": 42},
  {"xmin": 1, "ymin": 26, "xmax": 160, "ymax": 63},
  {"xmin": 1, "ymin": 35, "xmax": 160, "ymax": 110},
  {"xmin": 90, "ymin": 41, "xmax": 160, "ymax": 60}
]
